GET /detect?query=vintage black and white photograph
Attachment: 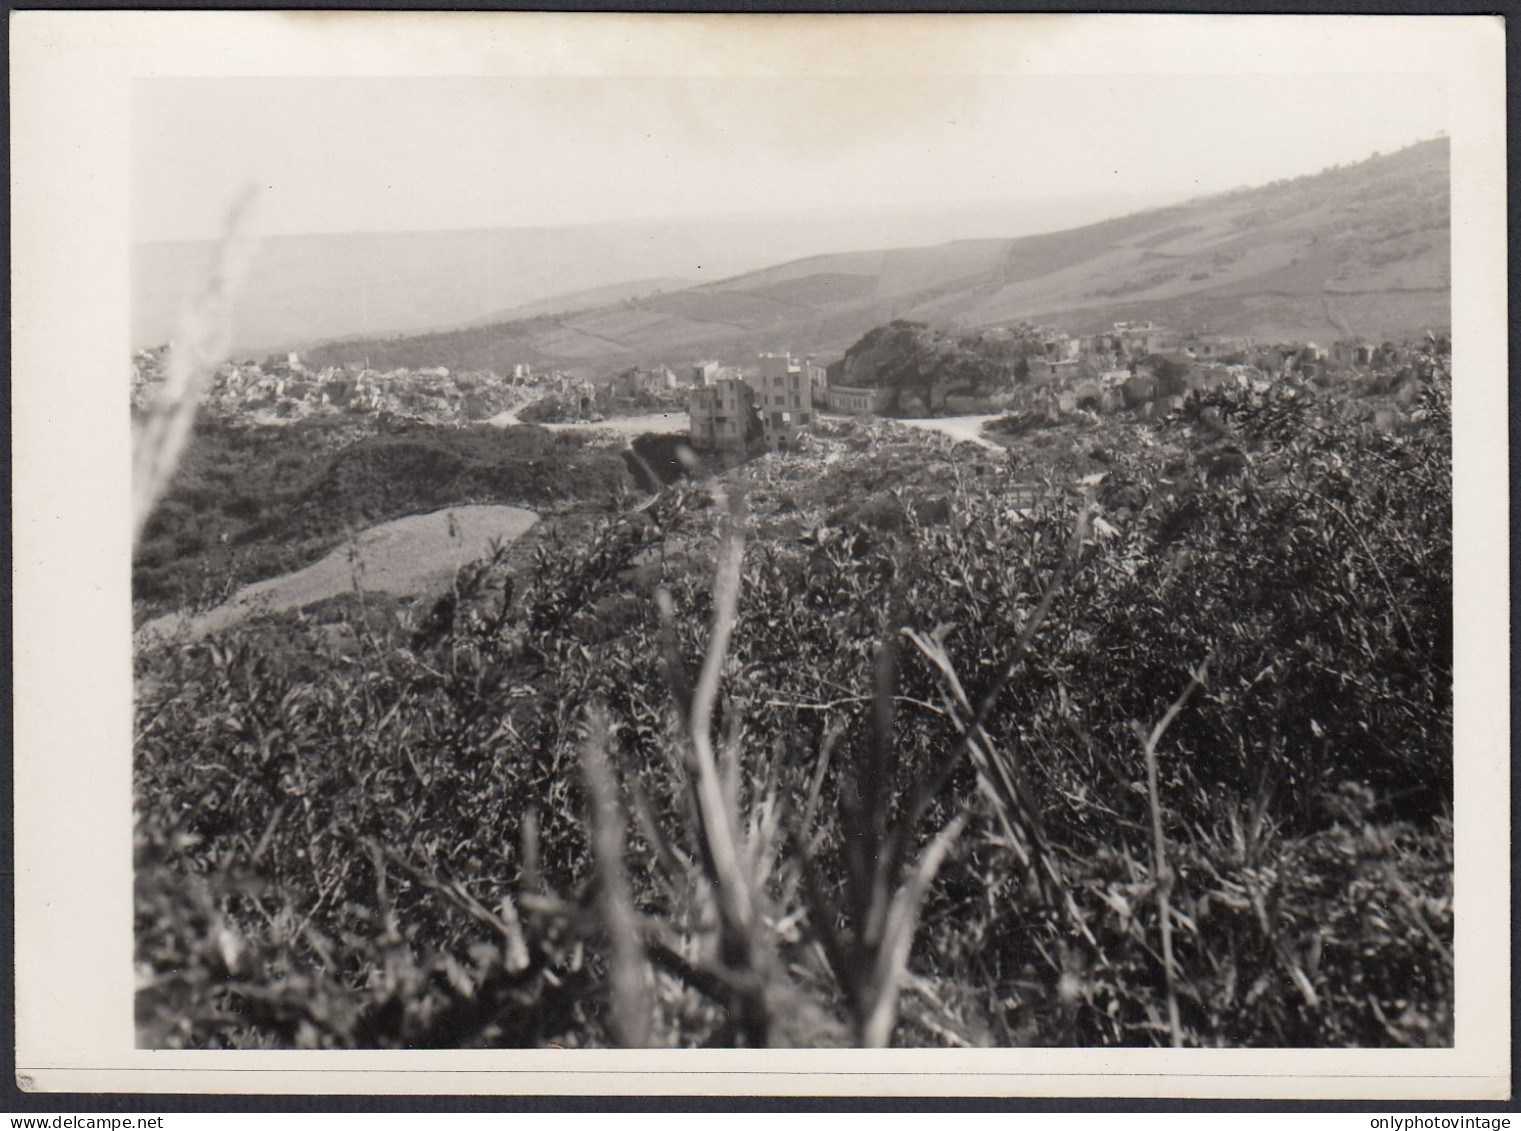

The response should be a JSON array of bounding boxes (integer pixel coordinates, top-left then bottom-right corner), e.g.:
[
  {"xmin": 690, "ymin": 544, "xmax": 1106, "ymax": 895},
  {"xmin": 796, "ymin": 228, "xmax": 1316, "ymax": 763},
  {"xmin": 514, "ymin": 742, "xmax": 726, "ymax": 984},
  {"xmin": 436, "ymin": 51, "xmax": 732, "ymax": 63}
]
[{"xmin": 109, "ymin": 16, "xmax": 1474, "ymax": 1060}]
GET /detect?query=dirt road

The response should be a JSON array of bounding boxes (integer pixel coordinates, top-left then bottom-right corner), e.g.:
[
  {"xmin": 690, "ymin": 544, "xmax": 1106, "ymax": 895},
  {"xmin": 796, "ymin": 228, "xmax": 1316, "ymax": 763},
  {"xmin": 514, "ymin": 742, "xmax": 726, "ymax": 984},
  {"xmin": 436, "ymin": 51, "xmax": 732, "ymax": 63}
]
[
  {"xmin": 893, "ymin": 414, "xmax": 1002, "ymax": 450},
  {"xmin": 488, "ymin": 410, "xmax": 688, "ymax": 439}
]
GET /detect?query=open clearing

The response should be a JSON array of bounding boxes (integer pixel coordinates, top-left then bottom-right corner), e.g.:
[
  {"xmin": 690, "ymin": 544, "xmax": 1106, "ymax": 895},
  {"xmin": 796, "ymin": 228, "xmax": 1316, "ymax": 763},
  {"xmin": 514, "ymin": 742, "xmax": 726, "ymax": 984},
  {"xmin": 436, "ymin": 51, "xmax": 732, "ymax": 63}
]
[
  {"xmin": 488, "ymin": 408, "xmax": 689, "ymax": 438},
  {"xmin": 818, "ymin": 410, "xmax": 1004, "ymax": 450},
  {"xmin": 138, "ymin": 504, "xmax": 539, "ymax": 643},
  {"xmin": 492, "ymin": 404, "xmax": 999, "ymax": 450},
  {"xmin": 894, "ymin": 413, "xmax": 1003, "ymax": 449},
  {"xmin": 550, "ymin": 411, "xmax": 688, "ymax": 438}
]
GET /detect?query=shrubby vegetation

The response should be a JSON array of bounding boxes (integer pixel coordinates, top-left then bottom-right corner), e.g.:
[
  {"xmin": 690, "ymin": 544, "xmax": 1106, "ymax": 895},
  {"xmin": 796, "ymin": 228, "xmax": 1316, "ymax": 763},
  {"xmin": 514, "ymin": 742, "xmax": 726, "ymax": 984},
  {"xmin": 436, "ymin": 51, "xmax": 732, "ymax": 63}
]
[
  {"xmin": 515, "ymin": 395, "xmax": 587, "ymax": 425},
  {"xmin": 133, "ymin": 414, "xmax": 633, "ymax": 618},
  {"xmin": 830, "ymin": 320, "xmax": 1024, "ymax": 413},
  {"xmin": 136, "ymin": 371, "xmax": 1451, "ymax": 1049}
]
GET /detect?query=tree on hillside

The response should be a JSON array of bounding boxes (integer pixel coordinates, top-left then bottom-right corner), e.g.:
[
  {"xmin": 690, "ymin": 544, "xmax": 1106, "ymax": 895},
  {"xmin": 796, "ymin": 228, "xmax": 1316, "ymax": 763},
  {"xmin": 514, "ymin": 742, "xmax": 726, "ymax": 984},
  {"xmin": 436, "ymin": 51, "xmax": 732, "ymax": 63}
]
[
  {"xmin": 839, "ymin": 320, "xmax": 1017, "ymax": 412},
  {"xmin": 840, "ymin": 321, "xmax": 938, "ymax": 414},
  {"xmin": 877, "ymin": 340, "xmax": 938, "ymax": 413},
  {"xmin": 1147, "ymin": 354, "xmax": 1188, "ymax": 382},
  {"xmin": 1145, "ymin": 354, "xmax": 1191, "ymax": 398}
]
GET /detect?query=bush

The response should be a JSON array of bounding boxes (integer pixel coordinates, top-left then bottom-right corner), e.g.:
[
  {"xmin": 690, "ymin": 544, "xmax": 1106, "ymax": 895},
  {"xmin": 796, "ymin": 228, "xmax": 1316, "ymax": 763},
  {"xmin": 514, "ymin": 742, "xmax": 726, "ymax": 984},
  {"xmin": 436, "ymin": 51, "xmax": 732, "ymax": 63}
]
[
  {"xmin": 135, "ymin": 371, "xmax": 1452, "ymax": 1049},
  {"xmin": 132, "ymin": 418, "xmax": 633, "ymax": 619},
  {"xmin": 625, "ymin": 432, "xmax": 695, "ymax": 488}
]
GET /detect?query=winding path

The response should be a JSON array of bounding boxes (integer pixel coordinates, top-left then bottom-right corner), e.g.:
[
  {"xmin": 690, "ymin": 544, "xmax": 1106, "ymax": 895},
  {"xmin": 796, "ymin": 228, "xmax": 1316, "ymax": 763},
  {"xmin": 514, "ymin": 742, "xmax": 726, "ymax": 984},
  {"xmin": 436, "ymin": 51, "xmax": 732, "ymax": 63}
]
[
  {"xmin": 868, "ymin": 413, "xmax": 1004, "ymax": 451},
  {"xmin": 489, "ymin": 409, "xmax": 689, "ymax": 439}
]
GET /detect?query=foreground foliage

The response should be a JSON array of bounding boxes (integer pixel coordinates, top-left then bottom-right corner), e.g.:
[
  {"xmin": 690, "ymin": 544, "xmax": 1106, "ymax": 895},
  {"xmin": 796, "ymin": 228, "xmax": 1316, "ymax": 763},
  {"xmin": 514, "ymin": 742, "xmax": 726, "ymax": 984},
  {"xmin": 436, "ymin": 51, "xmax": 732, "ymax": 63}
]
[{"xmin": 136, "ymin": 373, "xmax": 1452, "ymax": 1049}]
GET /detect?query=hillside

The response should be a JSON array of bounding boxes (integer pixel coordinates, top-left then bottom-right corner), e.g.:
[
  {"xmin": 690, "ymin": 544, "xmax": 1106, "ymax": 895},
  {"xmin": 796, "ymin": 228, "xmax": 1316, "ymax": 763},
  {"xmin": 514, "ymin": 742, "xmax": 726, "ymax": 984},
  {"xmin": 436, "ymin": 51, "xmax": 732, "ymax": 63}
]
[
  {"xmin": 134, "ymin": 193, "xmax": 1172, "ymax": 356},
  {"xmin": 131, "ymin": 227, "xmax": 703, "ymax": 357},
  {"xmin": 305, "ymin": 139, "xmax": 1449, "ymax": 374}
]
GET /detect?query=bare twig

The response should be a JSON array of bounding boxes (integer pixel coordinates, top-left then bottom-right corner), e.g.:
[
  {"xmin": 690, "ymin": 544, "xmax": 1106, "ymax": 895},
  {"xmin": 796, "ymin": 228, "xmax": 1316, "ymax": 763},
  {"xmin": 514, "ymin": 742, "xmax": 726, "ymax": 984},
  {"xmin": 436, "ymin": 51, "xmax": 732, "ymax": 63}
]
[
  {"xmin": 763, "ymin": 694, "xmax": 948, "ymax": 717},
  {"xmin": 367, "ymin": 839, "xmax": 527, "ymax": 962}
]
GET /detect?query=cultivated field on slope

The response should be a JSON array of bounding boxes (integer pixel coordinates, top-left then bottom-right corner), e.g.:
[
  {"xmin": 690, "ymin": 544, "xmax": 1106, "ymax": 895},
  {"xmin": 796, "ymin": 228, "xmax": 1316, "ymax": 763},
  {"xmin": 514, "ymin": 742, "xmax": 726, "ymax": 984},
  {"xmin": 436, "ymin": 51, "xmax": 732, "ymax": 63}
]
[
  {"xmin": 303, "ymin": 140, "xmax": 1450, "ymax": 375},
  {"xmin": 137, "ymin": 194, "xmax": 1171, "ymax": 355}
]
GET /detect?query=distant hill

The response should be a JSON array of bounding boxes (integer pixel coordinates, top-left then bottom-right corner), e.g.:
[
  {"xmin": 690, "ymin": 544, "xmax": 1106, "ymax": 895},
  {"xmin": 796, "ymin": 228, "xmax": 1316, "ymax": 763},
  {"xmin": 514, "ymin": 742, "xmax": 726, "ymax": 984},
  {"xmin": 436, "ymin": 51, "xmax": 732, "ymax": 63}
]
[
  {"xmin": 132, "ymin": 228, "xmax": 703, "ymax": 356},
  {"xmin": 133, "ymin": 192, "xmax": 1174, "ymax": 355},
  {"xmin": 302, "ymin": 139, "xmax": 1448, "ymax": 375},
  {"xmin": 459, "ymin": 278, "xmax": 696, "ymax": 327}
]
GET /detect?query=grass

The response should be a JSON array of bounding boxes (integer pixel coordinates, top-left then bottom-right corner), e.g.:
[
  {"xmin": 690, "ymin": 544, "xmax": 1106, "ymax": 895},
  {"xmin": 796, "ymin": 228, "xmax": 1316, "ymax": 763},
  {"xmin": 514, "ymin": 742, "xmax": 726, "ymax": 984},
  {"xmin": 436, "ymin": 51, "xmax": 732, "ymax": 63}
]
[
  {"xmin": 133, "ymin": 362, "xmax": 1453, "ymax": 1049},
  {"xmin": 132, "ymin": 414, "xmax": 634, "ymax": 619}
]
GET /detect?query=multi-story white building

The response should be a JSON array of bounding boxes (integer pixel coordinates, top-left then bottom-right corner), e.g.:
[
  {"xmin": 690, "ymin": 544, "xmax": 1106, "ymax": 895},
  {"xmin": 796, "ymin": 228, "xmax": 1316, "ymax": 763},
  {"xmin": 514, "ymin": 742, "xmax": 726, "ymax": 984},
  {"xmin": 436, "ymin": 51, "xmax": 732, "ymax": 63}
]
[
  {"xmin": 686, "ymin": 352, "xmax": 817, "ymax": 452},
  {"xmin": 754, "ymin": 352, "xmax": 814, "ymax": 449},
  {"xmin": 688, "ymin": 377, "xmax": 755, "ymax": 453}
]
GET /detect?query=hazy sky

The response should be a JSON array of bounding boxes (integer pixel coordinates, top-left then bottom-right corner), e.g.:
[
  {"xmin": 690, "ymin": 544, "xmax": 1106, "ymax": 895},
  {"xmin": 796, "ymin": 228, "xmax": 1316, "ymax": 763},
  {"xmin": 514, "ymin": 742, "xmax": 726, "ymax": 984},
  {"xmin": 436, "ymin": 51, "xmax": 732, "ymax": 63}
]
[{"xmin": 133, "ymin": 72, "xmax": 1447, "ymax": 243}]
